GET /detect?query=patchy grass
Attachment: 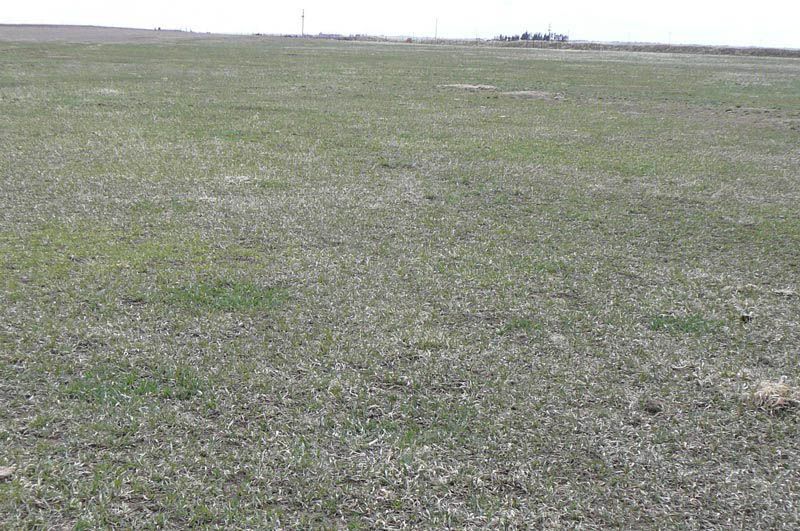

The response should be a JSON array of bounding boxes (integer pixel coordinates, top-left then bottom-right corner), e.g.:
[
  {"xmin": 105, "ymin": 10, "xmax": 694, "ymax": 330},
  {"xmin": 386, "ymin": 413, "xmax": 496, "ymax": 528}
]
[
  {"xmin": 1, "ymin": 32, "xmax": 800, "ymax": 528},
  {"xmin": 499, "ymin": 317, "xmax": 541, "ymax": 335},
  {"xmin": 63, "ymin": 365, "xmax": 203, "ymax": 403},
  {"xmin": 169, "ymin": 280, "xmax": 286, "ymax": 312},
  {"xmin": 649, "ymin": 314, "xmax": 722, "ymax": 335}
]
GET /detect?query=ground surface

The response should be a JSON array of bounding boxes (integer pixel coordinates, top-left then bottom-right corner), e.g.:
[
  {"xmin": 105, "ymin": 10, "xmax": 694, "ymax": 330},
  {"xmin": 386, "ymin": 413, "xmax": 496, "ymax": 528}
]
[
  {"xmin": 0, "ymin": 24, "xmax": 222, "ymax": 43},
  {"xmin": 1, "ymin": 28, "xmax": 799, "ymax": 528}
]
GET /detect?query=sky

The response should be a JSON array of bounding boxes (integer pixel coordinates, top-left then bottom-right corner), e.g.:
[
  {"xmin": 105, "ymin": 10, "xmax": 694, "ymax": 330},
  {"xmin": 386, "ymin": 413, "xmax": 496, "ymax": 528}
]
[{"xmin": 3, "ymin": 0, "xmax": 800, "ymax": 49}]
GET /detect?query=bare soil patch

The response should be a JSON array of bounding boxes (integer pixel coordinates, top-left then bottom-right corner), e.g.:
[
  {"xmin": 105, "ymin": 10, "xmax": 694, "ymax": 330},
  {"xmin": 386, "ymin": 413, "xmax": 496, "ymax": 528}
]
[
  {"xmin": 502, "ymin": 90, "xmax": 563, "ymax": 100},
  {"xmin": 437, "ymin": 83, "xmax": 497, "ymax": 91}
]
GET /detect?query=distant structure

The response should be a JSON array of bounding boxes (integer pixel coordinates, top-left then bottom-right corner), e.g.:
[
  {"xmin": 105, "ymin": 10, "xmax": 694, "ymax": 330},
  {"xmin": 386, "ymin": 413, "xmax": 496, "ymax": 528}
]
[{"xmin": 301, "ymin": 9, "xmax": 305, "ymax": 36}]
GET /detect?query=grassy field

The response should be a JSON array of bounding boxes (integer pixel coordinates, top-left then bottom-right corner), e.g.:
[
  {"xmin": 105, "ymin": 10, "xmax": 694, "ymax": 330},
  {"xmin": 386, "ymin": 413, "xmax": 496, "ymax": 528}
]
[{"xmin": 1, "ymin": 29, "xmax": 800, "ymax": 528}]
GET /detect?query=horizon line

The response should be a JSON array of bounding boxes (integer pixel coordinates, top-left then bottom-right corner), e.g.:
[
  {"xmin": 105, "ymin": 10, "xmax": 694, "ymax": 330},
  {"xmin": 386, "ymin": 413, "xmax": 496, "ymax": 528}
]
[{"xmin": 1, "ymin": 22, "xmax": 798, "ymax": 51}]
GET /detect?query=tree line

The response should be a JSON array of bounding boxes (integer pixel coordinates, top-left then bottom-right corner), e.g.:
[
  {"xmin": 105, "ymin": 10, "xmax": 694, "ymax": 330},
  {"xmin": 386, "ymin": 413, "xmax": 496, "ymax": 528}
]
[{"xmin": 495, "ymin": 31, "xmax": 568, "ymax": 42}]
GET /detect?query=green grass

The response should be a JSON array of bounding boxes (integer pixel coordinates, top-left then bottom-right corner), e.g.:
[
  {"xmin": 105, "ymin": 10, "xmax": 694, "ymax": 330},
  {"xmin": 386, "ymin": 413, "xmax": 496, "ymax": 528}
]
[
  {"xmin": 1, "ymin": 33, "xmax": 800, "ymax": 528},
  {"xmin": 499, "ymin": 317, "xmax": 541, "ymax": 335},
  {"xmin": 169, "ymin": 280, "xmax": 286, "ymax": 312},
  {"xmin": 649, "ymin": 314, "xmax": 722, "ymax": 335}
]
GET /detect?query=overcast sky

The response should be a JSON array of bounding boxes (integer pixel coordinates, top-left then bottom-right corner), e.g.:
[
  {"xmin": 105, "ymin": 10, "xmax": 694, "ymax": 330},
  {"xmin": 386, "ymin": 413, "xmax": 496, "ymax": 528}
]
[{"xmin": 4, "ymin": 1, "xmax": 799, "ymax": 48}]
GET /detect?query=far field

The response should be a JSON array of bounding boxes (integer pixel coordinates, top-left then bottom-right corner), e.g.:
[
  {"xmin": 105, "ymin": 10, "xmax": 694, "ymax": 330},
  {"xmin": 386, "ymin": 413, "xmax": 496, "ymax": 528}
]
[{"xmin": 1, "ymin": 26, "xmax": 799, "ymax": 528}]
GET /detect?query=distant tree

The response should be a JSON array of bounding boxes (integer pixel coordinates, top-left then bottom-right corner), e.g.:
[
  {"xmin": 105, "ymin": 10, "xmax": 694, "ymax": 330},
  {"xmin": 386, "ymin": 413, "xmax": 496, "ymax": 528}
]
[{"xmin": 500, "ymin": 29, "xmax": 568, "ymax": 43}]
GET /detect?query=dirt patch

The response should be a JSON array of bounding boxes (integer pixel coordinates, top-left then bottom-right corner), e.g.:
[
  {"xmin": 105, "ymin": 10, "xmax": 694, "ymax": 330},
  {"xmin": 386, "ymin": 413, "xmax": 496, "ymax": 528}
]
[
  {"xmin": 437, "ymin": 85, "xmax": 562, "ymax": 101},
  {"xmin": 438, "ymin": 84, "xmax": 497, "ymax": 91},
  {"xmin": 223, "ymin": 175, "xmax": 252, "ymax": 185},
  {"xmin": 0, "ymin": 467, "xmax": 14, "ymax": 481},
  {"xmin": 502, "ymin": 90, "xmax": 563, "ymax": 100}
]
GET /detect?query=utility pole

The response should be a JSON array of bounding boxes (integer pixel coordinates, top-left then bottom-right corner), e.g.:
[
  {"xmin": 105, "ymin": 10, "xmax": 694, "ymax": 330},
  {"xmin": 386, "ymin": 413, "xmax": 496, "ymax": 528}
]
[
  {"xmin": 434, "ymin": 17, "xmax": 438, "ymax": 42},
  {"xmin": 301, "ymin": 9, "xmax": 305, "ymax": 36}
]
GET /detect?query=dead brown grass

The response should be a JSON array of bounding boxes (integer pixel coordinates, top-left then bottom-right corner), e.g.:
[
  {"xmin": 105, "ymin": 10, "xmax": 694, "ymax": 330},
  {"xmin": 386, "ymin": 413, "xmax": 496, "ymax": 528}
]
[{"xmin": 752, "ymin": 381, "xmax": 800, "ymax": 412}]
